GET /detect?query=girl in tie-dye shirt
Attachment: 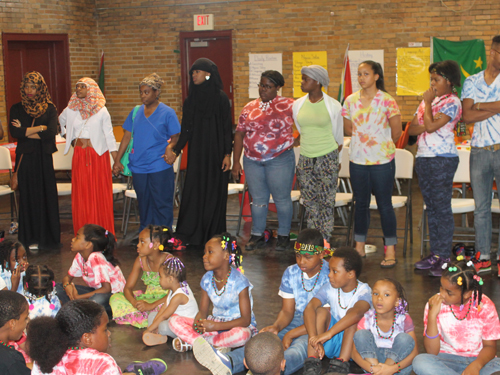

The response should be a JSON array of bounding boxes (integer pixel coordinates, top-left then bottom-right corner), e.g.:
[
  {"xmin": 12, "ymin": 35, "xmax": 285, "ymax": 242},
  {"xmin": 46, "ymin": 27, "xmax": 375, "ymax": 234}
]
[
  {"xmin": 409, "ymin": 61, "xmax": 462, "ymax": 277},
  {"xmin": 342, "ymin": 61, "xmax": 402, "ymax": 268}
]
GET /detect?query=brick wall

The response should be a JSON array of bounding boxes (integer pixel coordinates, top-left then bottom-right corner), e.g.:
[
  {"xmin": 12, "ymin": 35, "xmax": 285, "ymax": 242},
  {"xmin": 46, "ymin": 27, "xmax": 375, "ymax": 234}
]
[{"xmin": 2, "ymin": 0, "xmax": 500, "ymax": 137}]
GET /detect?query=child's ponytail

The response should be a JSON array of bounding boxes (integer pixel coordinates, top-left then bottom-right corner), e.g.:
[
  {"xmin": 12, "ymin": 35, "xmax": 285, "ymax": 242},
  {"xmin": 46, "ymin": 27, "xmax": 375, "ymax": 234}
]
[
  {"xmin": 24, "ymin": 265, "xmax": 56, "ymax": 303},
  {"xmin": 82, "ymin": 224, "xmax": 119, "ymax": 267},
  {"xmin": 442, "ymin": 258, "xmax": 483, "ymax": 307},
  {"xmin": 215, "ymin": 232, "xmax": 244, "ymax": 274},
  {"xmin": 148, "ymin": 225, "xmax": 174, "ymax": 252}
]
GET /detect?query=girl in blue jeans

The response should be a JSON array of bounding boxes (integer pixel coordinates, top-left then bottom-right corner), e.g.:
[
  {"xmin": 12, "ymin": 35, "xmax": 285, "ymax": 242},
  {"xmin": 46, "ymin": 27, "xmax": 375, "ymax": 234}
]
[{"xmin": 352, "ymin": 278, "xmax": 418, "ymax": 375}]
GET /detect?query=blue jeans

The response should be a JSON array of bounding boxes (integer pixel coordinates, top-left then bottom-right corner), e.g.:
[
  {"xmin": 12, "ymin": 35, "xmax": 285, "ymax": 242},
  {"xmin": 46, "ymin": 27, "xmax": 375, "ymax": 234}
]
[
  {"xmin": 416, "ymin": 156, "xmax": 459, "ymax": 258},
  {"xmin": 243, "ymin": 149, "xmax": 296, "ymax": 236},
  {"xmin": 132, "ymin": 167, "xmax": 175, "ymax": 231},
  {"xmin": 470, "ymin": 147, "xmax": 500, "ymax": 258},
  {"xmin": 147, "ymin": 312, "xmax": 177, "ymax": 338},
  {"xmin": 227, "ymin": 314, "xmax": 308, "ymax": 375},
  {"xmin": 350, "ymin": 160, "xmax": 397, "ymax": 245},
  {"xmin": 55, "ymin": 282, "xmax": 112, "ymax": 316},
  {"xmin": 354, "ymin": 330, "xmax": 414, "ymax": 375},
  {"xmin": 413, "ymin": 352, "xmax": 500, "ymax": 375}
]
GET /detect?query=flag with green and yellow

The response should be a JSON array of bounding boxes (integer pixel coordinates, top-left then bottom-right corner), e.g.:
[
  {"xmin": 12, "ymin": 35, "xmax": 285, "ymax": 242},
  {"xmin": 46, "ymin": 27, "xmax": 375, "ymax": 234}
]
[{"xmin": 432, "ymin": 37, "xmax": 486, "ymax": 97}]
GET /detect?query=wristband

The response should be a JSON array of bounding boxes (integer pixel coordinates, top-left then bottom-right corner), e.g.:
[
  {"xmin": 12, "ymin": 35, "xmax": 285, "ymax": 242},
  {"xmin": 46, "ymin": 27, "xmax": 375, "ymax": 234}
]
[
  {"xmin": 425, "ymin": 331, "xmax": 439, "ymax": 339},
  {"xmin": 395, "ymin": 361, "xmax": 401, "ymax": 373},
  {"xmin": 476, "ymin": 102, "xmax": 481, "ymax": 111},
  {"xmin": 63, "ymin": 283, "xmax": 70, "ymax": 289}
]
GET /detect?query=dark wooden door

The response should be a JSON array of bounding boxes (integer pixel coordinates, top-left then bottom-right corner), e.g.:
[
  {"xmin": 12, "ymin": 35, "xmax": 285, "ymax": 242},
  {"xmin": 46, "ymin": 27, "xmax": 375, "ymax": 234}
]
[{"xmin": 2, "ymin": 33, "xmax": 71, "ymax": 142}]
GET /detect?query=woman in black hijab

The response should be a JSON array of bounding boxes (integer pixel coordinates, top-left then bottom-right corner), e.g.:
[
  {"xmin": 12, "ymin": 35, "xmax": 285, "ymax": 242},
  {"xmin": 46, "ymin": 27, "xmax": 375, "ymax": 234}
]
[{"xmin": 167, "ymin": 58, "xmax": 232, "ymax": 248}]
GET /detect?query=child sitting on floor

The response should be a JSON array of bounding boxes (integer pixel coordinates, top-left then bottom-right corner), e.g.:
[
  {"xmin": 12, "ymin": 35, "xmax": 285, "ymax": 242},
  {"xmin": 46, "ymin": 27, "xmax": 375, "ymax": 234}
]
[
  {"xmin": 244, "ymin": 332, "xmax": 286, "ymax": 375},
  {"xmin": 0, "ymin": 240, "xmax": 28, "ymax": 293},
  {"xmin": 110, "ymin": 225, "xmax": 173, "ymax": 328},
  {"xmin": 303, "ymin": 247, "xmax": 372, "ymax": 375},
  {"xmin": 27, "ymin": 299, "xmax": 167, "ymax": 375},
  {"xmin": 56, "ymin": 224, "xmax": 126, "ymax": 316},
  {"xmin": 412, "ymin": 258, "xmax": 500, "ymax": 375},
  {"xmin": 169, "ymin": 232, "xmax": 256, "ymax": 359},
  {"xmin": 24, "ymin": 265, "xmax": 61, "ymax": 319},
  {"xmin": 0, "ymin": 290, "xmax": 30, "ymax": 375},
  {"xmin": 143, "ymin": 257, "xmax": 199, "ymax": 347},
  {"xmin": 352, "ymin": 278, "xmax": 418, "ymax": 375}
]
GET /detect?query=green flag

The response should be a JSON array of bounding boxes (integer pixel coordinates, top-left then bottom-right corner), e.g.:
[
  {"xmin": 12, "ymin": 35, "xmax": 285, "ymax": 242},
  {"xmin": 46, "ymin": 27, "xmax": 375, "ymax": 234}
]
[
  {"xmin": 98, "ymin": 51, "xmax": 105, "ymax": 96},
  {"xmin": 433, "ymin": 37, "xmax": 486, "ymax": 96}
]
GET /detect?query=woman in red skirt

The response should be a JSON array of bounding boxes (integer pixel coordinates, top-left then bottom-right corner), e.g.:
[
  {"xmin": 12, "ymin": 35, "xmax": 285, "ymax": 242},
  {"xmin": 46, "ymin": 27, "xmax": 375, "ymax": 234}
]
[{"xmin": 59, "ymin": 78, "xmax": 118, "ymax": 234}]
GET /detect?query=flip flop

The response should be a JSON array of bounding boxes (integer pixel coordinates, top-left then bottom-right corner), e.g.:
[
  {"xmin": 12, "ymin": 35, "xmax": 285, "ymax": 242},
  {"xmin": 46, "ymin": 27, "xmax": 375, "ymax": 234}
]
[
  {"xmin": 380, "ymin": 258, "xmax": 398, "ymax": 269},
  {"xmin": 172, "ymin": 337, "xmax": 193, "ymax": 352},
  {"xmin": 143, "ymin": 332, "xmax": 168, "ymax": 346}
]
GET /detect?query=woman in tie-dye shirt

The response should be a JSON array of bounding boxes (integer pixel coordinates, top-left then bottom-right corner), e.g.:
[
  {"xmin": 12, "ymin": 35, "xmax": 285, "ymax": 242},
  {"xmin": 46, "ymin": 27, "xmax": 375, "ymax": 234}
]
[
  {"xmin": 410, "ymin": 61, "xmax": 462, "ymax": 277},
  {"xmin": 342, "ymin": 61, "xmax": 402, "ymax": 268}
]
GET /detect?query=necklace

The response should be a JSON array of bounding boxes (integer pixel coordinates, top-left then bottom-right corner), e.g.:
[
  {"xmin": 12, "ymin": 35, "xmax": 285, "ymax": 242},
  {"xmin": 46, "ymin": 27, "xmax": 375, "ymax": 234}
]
[
  {"xmin": 375, "ymin": 311, "xmax": 396, "ymax": 339},
  {"xmin": 68, "ymin": 346, "xmax": 82, "ymax": 350},
  {"xmin": 301, "ymin": 262, "xmax": 323, "ymax": 292},
  {"xmin": 259, "ymin": 98, "xmax": 274, "ymax": 111},
  {"xmin": 309, "ymin": 95, "xmax": 324, "ymax": 104},
  {"xmin": 450, "ymin": 301, "xmax": 471, "ymax": 321},
  {"xmin": 338, "ymin": 282, "xmax": 358, "ymax": 310},
  {"xmin": 0, "ymin": 340, "xmax": 14, "ymax": 349},
  {"xmin": 212, "ymin": 267, "xmax": 232, "ymax": 296}
]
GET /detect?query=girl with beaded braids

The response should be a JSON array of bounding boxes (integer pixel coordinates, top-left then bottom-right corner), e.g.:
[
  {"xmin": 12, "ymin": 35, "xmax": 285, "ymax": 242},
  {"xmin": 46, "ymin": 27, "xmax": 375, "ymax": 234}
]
[
  {"xmin": 23, "ymin": 265, "xmax": 61, "ymax": 319},
  {"xmin": 169, "ymin": 232, "xmax": 257, "ymax": 356},
  {"xmin": 413, "ymin": 258, "xmax": 500, "ymax": 375},
  {"xmin": 352, "ymin": 278, "xmax": 418, "ymax": 375},
  {"xmin": 143, "ymin": 257, "xmax": 199, "ymax": 348},
  {"xmin": 110, "ymin": 225, "xmax": 173, "ymax": 328}
]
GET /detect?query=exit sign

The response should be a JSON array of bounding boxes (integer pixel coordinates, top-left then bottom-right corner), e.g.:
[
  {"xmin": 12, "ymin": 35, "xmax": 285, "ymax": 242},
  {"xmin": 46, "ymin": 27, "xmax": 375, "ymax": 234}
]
[{"xmin": 193, "ymin": 14, "xmax": 214, "ymax": 31}]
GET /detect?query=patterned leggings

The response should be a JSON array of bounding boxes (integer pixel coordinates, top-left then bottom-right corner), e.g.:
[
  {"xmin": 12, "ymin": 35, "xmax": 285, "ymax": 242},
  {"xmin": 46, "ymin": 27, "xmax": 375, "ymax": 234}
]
[
  {"xmin": 169, "ymin": 315, "xmax": 253, "ymax": 348},
  {"xmin": 297, "ymin": 149, "xmax": 339, "ymax": 241}
]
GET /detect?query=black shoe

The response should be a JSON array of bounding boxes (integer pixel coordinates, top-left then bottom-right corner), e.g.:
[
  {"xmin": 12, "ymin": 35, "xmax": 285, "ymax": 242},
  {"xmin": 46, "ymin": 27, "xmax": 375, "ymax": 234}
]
[
  {"xmin": 325, "ymin": 358, "xmax": 350, "ymax": 375},
  {"xmin": 303, "ymin": 357, "xmax": 322, "ymax": 375},
  {"xmin": 245, "ymin": 234, "xmax": 266, "ymax": 251},
  {"xmin": 275, "ymin": 235, "xmax": 290, "ymax": 251}
]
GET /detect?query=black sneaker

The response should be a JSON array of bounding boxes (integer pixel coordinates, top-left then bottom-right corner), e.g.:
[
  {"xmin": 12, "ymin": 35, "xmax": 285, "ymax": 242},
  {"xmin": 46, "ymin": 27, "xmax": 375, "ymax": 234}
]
[
  {"xmin": 245, "ymin": 234, "xmax": 266, "ymax": 251},
  {"xmin": 303, "ymin": 357, "xmax": 322, "ymax": 375},
  {"xmin": 275, "ymin": 235, "xmax": 290, "ymax": 251},
  {"xmin": 325, "ymin": 357, "xmax": 350, "ymax": 375}
]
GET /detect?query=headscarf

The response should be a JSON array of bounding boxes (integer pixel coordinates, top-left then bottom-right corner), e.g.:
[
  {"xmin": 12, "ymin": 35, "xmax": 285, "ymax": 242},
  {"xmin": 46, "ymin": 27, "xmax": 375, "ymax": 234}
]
[
  {"xmin": 139, "ymin": 73, "xmax": 164, "ymax": 98},
  {"xmin": 67, "ymin": 77, "xmax": 106, "ymax": 120},
  {"xmin": 301, "ymin": 65, "xmax": 329, "ymax": 88},
  {"xmin": 20, "ymin": 71, "xmax": 55, "ymax": 118}
]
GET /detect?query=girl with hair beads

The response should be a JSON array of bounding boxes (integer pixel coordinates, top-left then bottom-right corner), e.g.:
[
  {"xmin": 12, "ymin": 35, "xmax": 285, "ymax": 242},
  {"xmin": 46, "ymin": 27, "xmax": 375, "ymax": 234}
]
[
  {"xmin": 27, "ymin": 299, "xmax": 167, "ymax": 375},
  {"xmin": 169, "ymin": 233, "xmax": 257, "ymax": 355},
  {"xmin": 352, "ymin": 278, "xmax": 418, "ymax": 375},
  {"xmin": 110, "ymin": 225, "xmax": 173, "ymax": 328},
  {"xmin": 143, "ymin": 257, "xmax": 199, "ymax": 347},
  {"xmin": 55, "ymin": 224, "xmax": 125, "ymax": 316},
  {"xmin": 0, "ymin": 240, "xmax": 28, "ymax": 293},
  {"xmin": 413, "ymin": 258, "xmax": 500, "ymax": 375},
  {"xmin": 24, "ymin": 265, "xmax": 61, "ymax": 319}
]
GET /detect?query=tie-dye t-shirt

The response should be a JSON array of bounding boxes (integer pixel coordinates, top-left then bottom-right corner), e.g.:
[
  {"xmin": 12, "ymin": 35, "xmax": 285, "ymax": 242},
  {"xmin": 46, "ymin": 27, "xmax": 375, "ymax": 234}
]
[
  {"xmin": 416, "ymin": 94, "xmax": 462, "ymax": 157},
  {"xmin": 423, "ymin": 294, "xmax": 500, "ymax": 357},
  {"xmin": 461, "ymin": 71, "xmax": 500, "ymax": 147},
  {"xmin": 342, "ymin": 90, "xmax": 400, "ymax": 165},
  {"xmin": 236, "ymin": 96, "xmax": 295, "ymax": 161}
]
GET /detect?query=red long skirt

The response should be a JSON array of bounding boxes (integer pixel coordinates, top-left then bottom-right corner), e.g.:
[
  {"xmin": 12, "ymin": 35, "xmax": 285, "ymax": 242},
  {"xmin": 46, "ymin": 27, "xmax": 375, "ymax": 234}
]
[{"xmin": 71, "ymin": 146, "xmax": 115, "ymax": 235}]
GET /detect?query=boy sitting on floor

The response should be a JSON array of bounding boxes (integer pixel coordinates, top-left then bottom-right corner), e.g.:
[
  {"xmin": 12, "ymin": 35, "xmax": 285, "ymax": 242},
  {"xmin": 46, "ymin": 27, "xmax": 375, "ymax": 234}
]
[
  {"xmin": 303, "ymin": 247, "xmax": 371, "ymax": 375},
  {"xmin": 244, "ymin": 332, "xmax": 286, "ymax": 375}
]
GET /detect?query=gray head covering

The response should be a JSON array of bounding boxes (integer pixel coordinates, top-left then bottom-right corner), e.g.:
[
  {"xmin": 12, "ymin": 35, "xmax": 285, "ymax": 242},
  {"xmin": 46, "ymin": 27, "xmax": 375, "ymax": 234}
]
[{"xmin": 301, "ymin": 65, "xmax": 329, "ymax": 88}]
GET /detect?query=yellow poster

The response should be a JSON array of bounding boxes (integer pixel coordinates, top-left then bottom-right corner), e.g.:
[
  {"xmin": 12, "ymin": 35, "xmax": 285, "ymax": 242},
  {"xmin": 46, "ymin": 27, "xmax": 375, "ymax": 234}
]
[
  {"xmin": 396, "ymin": 48, "xmax": 431, "ymax": 96},
  {"xmin": 293, "ymin": 51, "xmax": 327, "ymax": 98}
]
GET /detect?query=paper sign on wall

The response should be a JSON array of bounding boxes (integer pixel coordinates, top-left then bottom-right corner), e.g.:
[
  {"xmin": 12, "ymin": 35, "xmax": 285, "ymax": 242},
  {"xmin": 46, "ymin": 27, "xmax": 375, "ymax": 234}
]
[
  {"xmin": 348, "ymin": 50, "xmax": 384, "ymax": 93},
  {"xmin": 396, "ymin": 47, "xmax": 431, "ymax": 96},
  {"xmin": 248, "ymin": 53, "xmax": 283, "ymax": 98},
  {"xmin": 292, "ymin": 51, "xmax": 327, "ymax": 98}
]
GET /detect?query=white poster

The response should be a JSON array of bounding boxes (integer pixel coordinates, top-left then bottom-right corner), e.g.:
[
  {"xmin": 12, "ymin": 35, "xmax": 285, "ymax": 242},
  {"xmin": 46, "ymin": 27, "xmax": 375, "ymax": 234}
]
[
  {"xmin": 348, "ymin": 50, "xmax": 384, "ymax": 93},
  {"xmin": 248, "ymin": 53, "xmax": 283, "ymax": 98}
]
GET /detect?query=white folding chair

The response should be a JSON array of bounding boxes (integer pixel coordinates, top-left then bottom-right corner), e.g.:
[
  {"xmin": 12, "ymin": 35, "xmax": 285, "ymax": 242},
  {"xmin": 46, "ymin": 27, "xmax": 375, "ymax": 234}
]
[
  {"xmin": 0, "ymin": 147, "xmax": 18, "ymax": 222},
  {"xmin": 420, "ymin": 150, "xmax": 475, "ymax": 257},
  {"xmin": 52, "ymin": 143, "xmax": 73, "ymax": 196}
]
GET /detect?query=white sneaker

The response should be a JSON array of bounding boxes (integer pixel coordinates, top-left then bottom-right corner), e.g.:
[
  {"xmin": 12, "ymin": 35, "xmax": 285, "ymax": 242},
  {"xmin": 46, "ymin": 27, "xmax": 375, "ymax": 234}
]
[{"xmin": 193, "ymin": 337, "xmax": 232, "ymax": 375}]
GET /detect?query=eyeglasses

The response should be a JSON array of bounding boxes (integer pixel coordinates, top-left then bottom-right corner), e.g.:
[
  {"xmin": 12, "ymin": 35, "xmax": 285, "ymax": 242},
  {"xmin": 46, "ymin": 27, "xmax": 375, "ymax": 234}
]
[{"xmin": 257, "ymin": 83, "xmax": 275, "ymax": 90}]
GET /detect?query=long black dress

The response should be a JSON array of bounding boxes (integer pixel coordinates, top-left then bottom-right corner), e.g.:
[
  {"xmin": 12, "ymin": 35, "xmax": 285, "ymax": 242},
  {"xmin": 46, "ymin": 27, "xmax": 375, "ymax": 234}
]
[
  {"xmin": 9, "ymin": 103, "xmax": 60, "ymax": 248},
  {"xmin": 174, "ymin": 89, "xmax": 233, "ymax": 246}
]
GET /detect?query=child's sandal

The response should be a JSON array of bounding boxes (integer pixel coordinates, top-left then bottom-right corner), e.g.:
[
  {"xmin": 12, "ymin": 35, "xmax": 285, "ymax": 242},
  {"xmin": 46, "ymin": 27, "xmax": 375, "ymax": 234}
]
[{"xmin": 172, "ymin": 337, "xmax": 193, "ymax": 352}]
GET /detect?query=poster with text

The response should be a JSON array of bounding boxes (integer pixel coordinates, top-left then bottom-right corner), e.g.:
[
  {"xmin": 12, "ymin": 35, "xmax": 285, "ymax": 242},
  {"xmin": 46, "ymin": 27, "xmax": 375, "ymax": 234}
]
[
  {"xmin": 292, "ymin": 51, "xmax": 327, "ymax": 98},
  {"xmin": 396, "ymin": 47, "xmax": 431, "ymax": 96},
  {"xmin": 348, "ymin": 50, "xmax": 384, "ymax": 93},
  {"xmin": 249, "ymin": 53, "xmax": 282, "ymax": 98}
]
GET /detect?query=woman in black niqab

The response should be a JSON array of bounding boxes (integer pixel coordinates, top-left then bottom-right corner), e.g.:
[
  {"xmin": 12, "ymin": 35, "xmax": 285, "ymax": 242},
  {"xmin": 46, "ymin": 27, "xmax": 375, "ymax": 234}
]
[{"xmin": 172, "ymin": 58, "xmax": 233, "ymax": 248}]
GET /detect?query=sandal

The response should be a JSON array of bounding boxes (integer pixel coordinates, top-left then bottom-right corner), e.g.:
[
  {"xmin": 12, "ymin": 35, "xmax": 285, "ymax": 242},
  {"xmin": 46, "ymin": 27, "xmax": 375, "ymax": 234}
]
[
  {"xmin": 143, "ymin": 332, "xmax": 168, "ymax": 347},
  {"xmin": 380, "ymin": 258, "xmax": 398, "ymax": 269},
  {"xmin": 172, "ymin": 337, "xmax": 193, "ymax": 352}
]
